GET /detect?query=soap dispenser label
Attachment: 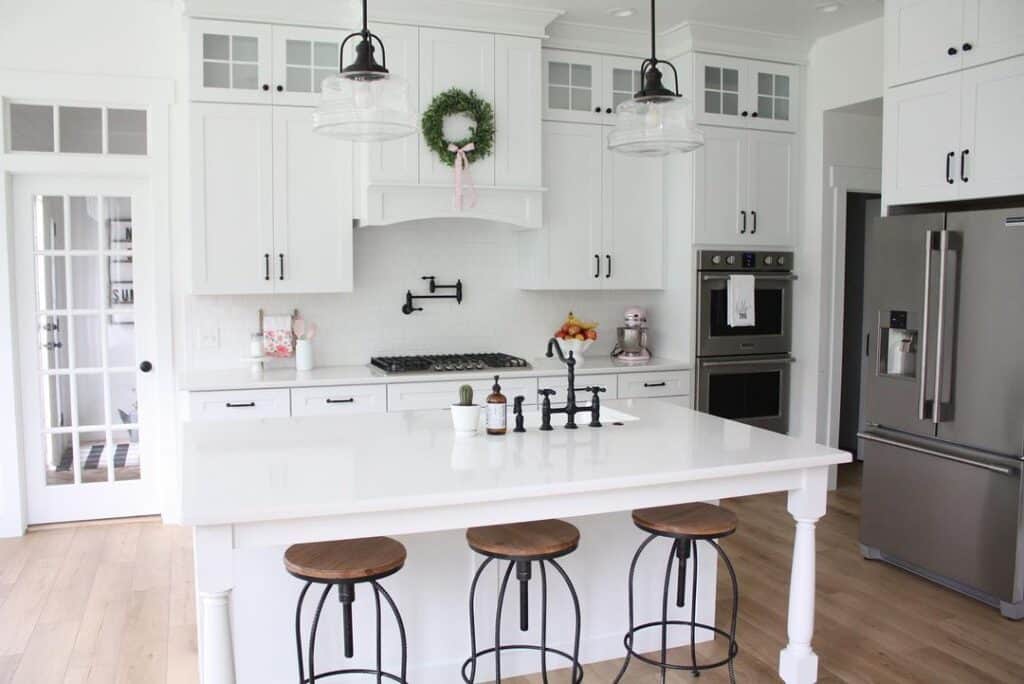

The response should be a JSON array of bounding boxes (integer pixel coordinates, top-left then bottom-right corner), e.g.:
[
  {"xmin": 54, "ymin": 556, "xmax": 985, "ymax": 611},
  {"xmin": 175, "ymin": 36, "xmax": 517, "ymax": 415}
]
[{"xmin": 487, "ymin": 403, "xmax": 507, "ymax": 430}]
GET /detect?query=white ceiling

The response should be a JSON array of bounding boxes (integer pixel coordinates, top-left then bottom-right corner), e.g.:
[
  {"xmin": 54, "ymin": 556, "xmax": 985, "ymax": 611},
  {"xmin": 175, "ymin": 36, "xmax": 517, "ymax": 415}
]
[{"xmin": 518, "ymin": 0, "xmax": 883, "ymax": 40}]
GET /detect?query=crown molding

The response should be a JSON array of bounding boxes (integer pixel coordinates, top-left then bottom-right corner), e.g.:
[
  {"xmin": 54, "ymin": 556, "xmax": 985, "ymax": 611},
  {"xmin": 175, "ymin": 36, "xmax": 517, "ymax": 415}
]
[
  {"xmin": 662, "ymin": 22, "xmax": 810, "ymax": 64},
  {"xmin": 543, "ymin": 20, "xmax": 648, "ymax": 57},
  {"xmin": 180, "ymin": 0, "xmax": 563, "ymax": 37}
]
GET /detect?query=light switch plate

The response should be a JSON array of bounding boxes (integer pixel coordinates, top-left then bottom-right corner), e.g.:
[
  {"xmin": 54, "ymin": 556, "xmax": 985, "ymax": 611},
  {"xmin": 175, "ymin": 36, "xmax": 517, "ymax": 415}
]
[{"xmin": 197, "ymin": 325, "xmax": 220, "ymax": 350}]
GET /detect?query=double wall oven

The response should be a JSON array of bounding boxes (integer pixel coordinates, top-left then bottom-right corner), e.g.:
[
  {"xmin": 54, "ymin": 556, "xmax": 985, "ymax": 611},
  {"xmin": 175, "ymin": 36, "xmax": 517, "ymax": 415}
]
[{"xmin": 694, "ymin": 250, "xmax": 795, "ymax": 433}]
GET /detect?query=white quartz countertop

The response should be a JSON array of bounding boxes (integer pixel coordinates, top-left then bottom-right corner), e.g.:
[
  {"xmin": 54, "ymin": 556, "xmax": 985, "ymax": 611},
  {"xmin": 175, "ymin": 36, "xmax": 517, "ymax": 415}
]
[
  {"xmin": 177, "ymin": 356, "xmax": 689, "ymax": 391},
  {"xmin": 180, "ymin": 399, "xmax": 849, "ymax": 527}
]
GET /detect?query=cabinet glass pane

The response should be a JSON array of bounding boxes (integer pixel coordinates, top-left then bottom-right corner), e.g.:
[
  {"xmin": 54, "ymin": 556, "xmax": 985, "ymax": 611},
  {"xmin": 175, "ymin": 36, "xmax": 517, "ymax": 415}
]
[
  {"xmin": 775, "ymin": 98, "xmax": 789, "ymax": 121},
  {"xmin": 286, "ymin": 67, "xmax": 312, "ymax": 93},
  {"xmin": 723, "ymin": 68, "xmax": 739, "ymax": 92},
  {"xmin": 203, "ymin": 61, "xmax": 230, "ymax": 88},
  {"xmin": 722, "ymin": 92, "xmax": 738, "ymax": 116},
  {"xmin": 203, "ymin": 34, "xmax": 229, "ymax": 60},
  {"xmin": 570, "ymin": 64, "xmax": 591, "ymax": 87},
  {"xmin": 613, "ymin": 68, "xmax": 633, "ymax": 91},
  {"xmin": 314, "ymin": 42, "xmax": 337, "ymax": 68},
  {"xmin": 705, "ymin": 91, "xmax": 721, "ymax": 114},
  {"xmin": 549, "ymin": 61, "xmax": 570, "ymax": 86},
  {"xmin": 705, "ymin": 66, "xmax": 720, "ymax": 90},
  {"xmin": 549, "ymin": 85, "xmax": 570, "ymax": 110},
  {"xmin": 286, "ymin": 40, "xmax": 311, "ymax": 65},
  {"xmin": 776, "ymin": 75, "xmax": 790, "ymax": 97},
  {"xmin": 758, "ymin": 96, "xmax": 774, "ymax": 119},
  {"xmin": 231, "ymin": 35, "xmax": 258, "ymax": 62},
  {"xmin": 58, "ymin": 107, "xmax": 102, "ymax": 154},
  {"xmin": 232, "ymin": 63, "xmax": 258, "ymax": 90},
  {"xmin": 758, "ymin": 72, "xmax": 773, "ymax": 95},
  {"xmin": 570, "ymin": 88, "xmax": 592, "ymax": 111},
  {"xmin": 107, "ymin": 109, "xmax": 147, "ymax": 155},
  {"xmin": 704, "ymin": 65, "xmax": 740, "ymax": 117},
  {"xmin": 9, "ymin": 104, "xmax": 55, "ymax": 152},
  {"xmin": 613, "ymin": 91, "xmax": 632, "ymax": 108},
  {"xmin": 313, "ymin": 70, "xmax": 334, "ymax": 93}
]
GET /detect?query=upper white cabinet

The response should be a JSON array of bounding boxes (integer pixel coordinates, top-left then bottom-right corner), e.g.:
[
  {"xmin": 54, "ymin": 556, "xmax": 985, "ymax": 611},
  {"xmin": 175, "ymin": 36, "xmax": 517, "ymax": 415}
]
[
  {"xmin": 190, "ymin": 19, "xmax": 346, "ymax": 105},
  {"xmin": 695, "ymin": 126, "xmax": 795, "ymax": 246},
  {"xmin": 886, "ymin": 0, "xmax": 1024, "ymax": 87},
  {"xmin": 518, "ymin": 121, "xmax": 663, "ymax": 290},
  {"xmin": 883, "ymin": 54, "xmax": 1024, "ymax": 205},
  {"xmin": 542, "ymin": 49, "xmax": 642, "ymax": 125},
  {"xmin": 694, "ymin": 54, "xmax": 798, "ymax": 133},
  {"xmin": 191, "ymin": 103, "xmax": 353, "ymax": 295}
]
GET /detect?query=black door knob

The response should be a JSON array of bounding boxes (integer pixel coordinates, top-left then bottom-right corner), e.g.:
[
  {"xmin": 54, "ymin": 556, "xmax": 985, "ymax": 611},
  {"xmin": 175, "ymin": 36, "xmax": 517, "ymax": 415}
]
[
  {"xmin": 962, "ymin": 42, "xmax": 973, "ymax": 51},
  {"xmin": 139, "ymin": 361, "xmax": 153, "ymax": 373},
  {"xmin": 947, "ymin": 46, "xmax": 958, "ymax": 56}
]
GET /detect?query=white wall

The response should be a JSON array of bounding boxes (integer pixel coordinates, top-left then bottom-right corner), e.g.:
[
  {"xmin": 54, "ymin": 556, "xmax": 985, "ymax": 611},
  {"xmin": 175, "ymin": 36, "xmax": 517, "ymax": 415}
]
[{"xmin": 791, "ymin": 18, "xmax": 884, "ymax": 444}]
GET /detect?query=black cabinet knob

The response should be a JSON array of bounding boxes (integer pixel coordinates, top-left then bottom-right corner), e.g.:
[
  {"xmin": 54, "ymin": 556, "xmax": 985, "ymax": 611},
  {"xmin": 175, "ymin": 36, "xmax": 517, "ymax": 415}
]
[
  {"xmin": 276, "ymin": 85, "xmax": 284, "ymax": 92},
  {"xmin": 947, "ymin": 46, "xmax": 958, "ymax": 56},
  {"xmin": 741, "ymin": 111, "xmax": 749, "ymax": 117},
  {"xmin": 261, "ymin": 84, "xmax": 270, "ymax": 91},
  {"xmin": 751, "ymin": 112, "xmax": 759, "ymax": 117},
  {"xmin": 605, "ymin": 107, "xmax": 612, "ymax": 114},
  {"xmin": 962, "ymin": 42, "xmax": 973, "ymax": 51},
  {"xmin": 594, "ymin": 106, "xmax": 601, "ymax": 112},
  {"xmin": 139, "ymin": 360, "xmax": 153, "ymax": 373}
]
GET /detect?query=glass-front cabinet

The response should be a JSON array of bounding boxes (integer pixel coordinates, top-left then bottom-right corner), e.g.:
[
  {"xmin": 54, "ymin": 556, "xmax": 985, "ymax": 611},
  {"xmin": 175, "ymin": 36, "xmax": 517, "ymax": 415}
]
[
  {"xmin": 695, "ymin": 54, "xmax": 798, "ymax": 133},
  {"xmin": 542, "ymin": 50, "xmax": 642, "ymax": 125}
]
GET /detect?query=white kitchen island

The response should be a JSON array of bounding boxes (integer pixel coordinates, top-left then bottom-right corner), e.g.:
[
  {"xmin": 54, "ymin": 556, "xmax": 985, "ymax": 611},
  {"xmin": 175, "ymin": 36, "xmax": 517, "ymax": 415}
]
[{"xmin": 181, "ymin": 399, "xmax": 849, "ymax": 683}]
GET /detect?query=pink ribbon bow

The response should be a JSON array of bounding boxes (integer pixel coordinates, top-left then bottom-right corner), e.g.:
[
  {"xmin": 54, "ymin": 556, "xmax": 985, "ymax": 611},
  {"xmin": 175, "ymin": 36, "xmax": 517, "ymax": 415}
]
[{"xmin": 448, "ymin": 142, "xmax": 478, "ymax": 210}]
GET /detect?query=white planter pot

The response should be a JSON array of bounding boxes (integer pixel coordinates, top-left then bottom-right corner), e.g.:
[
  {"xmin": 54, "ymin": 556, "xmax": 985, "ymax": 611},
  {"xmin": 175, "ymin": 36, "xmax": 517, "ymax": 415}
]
[
  {"xmin": 295, "ymin": 340, "xmax": 314, "ymax": 371},
  {"xmin": 450, "ymin": 404, "xmax": 482, "ymax": 434}
]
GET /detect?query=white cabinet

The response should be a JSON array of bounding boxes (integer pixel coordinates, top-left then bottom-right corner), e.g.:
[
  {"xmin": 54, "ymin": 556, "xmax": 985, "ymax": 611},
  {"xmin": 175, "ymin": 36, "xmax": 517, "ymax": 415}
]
[
  {"xmin": 387, "ymin": 378, "xmax": 539, "ymax": 412},
  {"xmin": 190, "ymin": 20, "xmax": 346, "ymax": 105},
  {"xmin": 618, "ymin": 371, "xmax": 690, "ymax": 399},
  {"xmin": 188, "ymin": 389, "xmax": 290, "ymax": 421},
  {"xmin": 191, "ymin": 103, "xmax": 353, "ymax": 294},
  {"xmin": 883, "ymin": 55, "xmax": 1024, "ymax": 206},
  {"xmin": 695, "ymin": 54, "xmax": 798, "ymax": 133},
  {"xmin": 542, "ymin": 49, "xmax": 642, "ymax": 125},
  {"xmin": 519, "ymin": 121, "xmax": 664, "ymax": 290},
  {"xmin": 495, "ymin": 35, "xmax": 543, "ymax": 187},
  {"xmin": 695, "ymin": 126, "xmax": 795, "ymax": 246},
  {"xmin": 291, "ymin": 385, "xmax": 387, "ymax": 416},
  {"xmin": 885, "ymin": 0, "xmax": 1024, "ymax": 87}
]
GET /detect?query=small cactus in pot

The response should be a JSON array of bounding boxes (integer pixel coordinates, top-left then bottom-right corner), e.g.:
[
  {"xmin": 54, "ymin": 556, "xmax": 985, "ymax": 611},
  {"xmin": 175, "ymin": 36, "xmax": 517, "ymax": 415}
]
[
  {"xmin": 457, "ymin": 384, "xmax": 474, "ymax": 406},
  {"xmin": 451, "ymin": 383, "xmax": 481, "ymax": 433}
]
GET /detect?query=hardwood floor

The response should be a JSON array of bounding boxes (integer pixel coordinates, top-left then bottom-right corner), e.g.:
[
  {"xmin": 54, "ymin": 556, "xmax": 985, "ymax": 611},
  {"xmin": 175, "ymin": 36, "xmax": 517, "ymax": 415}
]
[{"xmin": 1, "ymin": 463, "xmax": 1021, "ymax": 683}]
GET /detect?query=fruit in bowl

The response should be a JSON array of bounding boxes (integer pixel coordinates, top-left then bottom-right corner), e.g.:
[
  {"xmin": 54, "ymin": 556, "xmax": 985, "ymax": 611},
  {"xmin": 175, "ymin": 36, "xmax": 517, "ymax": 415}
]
[{"xmin": 553, "ymin": 312, "xmax": 598, "ymax": 366}]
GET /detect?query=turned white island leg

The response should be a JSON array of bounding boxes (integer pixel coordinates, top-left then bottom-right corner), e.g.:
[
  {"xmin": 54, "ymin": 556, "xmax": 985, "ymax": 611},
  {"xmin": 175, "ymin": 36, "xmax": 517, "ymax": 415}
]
[
  {"xmin": 194, "ymin": 525, "xmax": 237, "ymax": 684},
  {"xmin": 778, "ymin": 467, "xmax": 829, "ymax": 684}
]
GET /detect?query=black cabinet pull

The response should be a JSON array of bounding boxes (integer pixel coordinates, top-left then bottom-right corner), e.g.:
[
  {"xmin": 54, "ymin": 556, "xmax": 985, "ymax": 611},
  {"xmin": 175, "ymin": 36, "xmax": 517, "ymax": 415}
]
[
  {"xmin": 962, "ymin": 42, "xmax": 973, "ymax": 52},
  {"xmin": 594, "ymin": 254, "xmax": 600, "ymax": 278},
  {"xmin": 751, "ymin": 210, "xmax": 757, "ymax": 234},
  {"xmin": 605, "ymin": 254, "xmax": 611, "ymax": 278},
  {"xmin": 945, "ymin": 151, "xmax": 955, "ymax": 184},
  {"xmin": 947, "ymin": 46, "xmax": 958, "ymax": 56},
  {"xmin": 740, "ymin": 210, "xmax": 747, "ymax": 234},
  {"xmin": 960, "ymin": 149, "xmax": 969, "ymax": 182},
  {"xmin": 225, "ymin": 402, "xmax": 256, "ymax": 408},
  {"xmin": 264, "ymin": 253, "xmax": 270, "ymax": 280},
  {"xmin": 326, "ymin": 398, "xmax": 355, "ymax": 404},
  {"xmin": 278, "ymin": 253, "xmax": 284, "ymax": 280},
  {"xmin": 643, "ymin": 381, "xmax": 666, "ymax": 388}
]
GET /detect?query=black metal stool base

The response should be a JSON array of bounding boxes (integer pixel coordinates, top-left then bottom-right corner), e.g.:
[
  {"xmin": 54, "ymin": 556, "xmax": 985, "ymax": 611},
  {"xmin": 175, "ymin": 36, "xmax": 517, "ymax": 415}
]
[
  {"xmin": 461, "ymin": 645, "xmax": 584, "ymax": 683},
  {"xmin": 614, "ymin": 535, "xmax": 739, "ymax": 684},
  {"xmin": 301, "ymin": 668, "xmax": 407, "ymax": 683},
  {"xmin": 464, "ymin": 556, "xmax": 584, "ymax": 683}
]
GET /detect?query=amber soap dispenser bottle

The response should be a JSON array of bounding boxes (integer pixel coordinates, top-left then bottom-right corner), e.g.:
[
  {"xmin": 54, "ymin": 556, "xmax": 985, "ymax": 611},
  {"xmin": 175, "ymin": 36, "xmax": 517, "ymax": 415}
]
[{"xmin": 486, "ymin": 375, "xmax": 508, "ymax": 435}]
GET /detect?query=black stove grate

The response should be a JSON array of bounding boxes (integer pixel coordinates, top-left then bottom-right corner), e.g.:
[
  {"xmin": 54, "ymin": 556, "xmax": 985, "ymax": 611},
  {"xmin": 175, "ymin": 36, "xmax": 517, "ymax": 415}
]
[{"xmin": 370, "ymin": 353, "xmax": 530, "ymax": 374}]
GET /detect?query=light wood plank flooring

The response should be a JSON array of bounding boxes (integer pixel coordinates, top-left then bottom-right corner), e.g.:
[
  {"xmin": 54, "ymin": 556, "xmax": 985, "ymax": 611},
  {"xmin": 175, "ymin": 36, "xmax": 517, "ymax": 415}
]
[{"xmin": 1, "ymin": 463, "xmax": 1021, "ymax": 683}]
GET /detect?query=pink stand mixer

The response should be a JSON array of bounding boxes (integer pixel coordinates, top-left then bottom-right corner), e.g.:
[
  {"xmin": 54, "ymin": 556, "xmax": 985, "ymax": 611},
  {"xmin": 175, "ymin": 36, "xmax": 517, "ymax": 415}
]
[{"xmin": 610, "ymin": 306, "xmax": 651, "ymax": 364}]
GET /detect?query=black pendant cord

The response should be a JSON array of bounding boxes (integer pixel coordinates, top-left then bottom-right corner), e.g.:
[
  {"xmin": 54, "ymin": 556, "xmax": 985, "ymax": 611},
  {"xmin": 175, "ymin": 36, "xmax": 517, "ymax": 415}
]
[{"xmin": 650, "ymin": 0, "xmax": 657, "ymax": 63}]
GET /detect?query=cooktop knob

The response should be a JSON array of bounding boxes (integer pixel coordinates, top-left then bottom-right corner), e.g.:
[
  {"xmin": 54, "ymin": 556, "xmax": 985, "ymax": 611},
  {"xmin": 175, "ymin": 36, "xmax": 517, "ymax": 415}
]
[
  {"xmin": 711, "ymin": 255, "xmax": 722, "ymax": 265},
  {"xmin": 777, "ymin": 255, "xmax": 786, "ymax": 265},
  {"xmin": 763, "ymin": 255, "xmax": 774, "ymax": 265},
  {"xmin": 726, "ymin": 255, "xmax": 736, "ymax": 265}
]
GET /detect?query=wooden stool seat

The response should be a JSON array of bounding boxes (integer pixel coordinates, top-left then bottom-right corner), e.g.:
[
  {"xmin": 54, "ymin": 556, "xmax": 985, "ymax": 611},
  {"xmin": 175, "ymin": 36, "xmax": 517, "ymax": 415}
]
[
  {"xmin": 466, "ymin": 519, "xmax": 580, "ymax": 560},
  {"xmin": 284, "ymin": 536, "xmax": 406, "ymax": 582},
  {"xmin": 632, "ymin": 502, "xmax": 738, "ymax": 539}
]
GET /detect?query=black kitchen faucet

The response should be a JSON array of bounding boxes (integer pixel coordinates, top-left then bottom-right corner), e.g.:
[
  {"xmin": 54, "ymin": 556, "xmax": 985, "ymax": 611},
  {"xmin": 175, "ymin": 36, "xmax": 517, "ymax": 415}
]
[{"xmin": 539, "ymin": 338, "xmax": 605, "ymax": 430}]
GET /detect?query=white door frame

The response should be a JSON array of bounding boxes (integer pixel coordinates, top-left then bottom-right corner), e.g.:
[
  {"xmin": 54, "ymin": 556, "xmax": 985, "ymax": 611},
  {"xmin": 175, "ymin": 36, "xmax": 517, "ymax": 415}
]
[
  {"xmin": 0, "ymin": 69, "xmax": 174, "ymax": 536},
  {"xmin": 818, "ymin": 164, "xmax": 881, "ymax": 487}
]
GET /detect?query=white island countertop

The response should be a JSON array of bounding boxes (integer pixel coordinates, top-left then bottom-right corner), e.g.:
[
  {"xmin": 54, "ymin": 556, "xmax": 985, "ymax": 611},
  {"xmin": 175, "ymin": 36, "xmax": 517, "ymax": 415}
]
[
  {"xmin": 176, "ymin": 355, "xmax": 689, "ymax": 392},
  {"xmin": 180, "ymin": 399, "xmax": 847, "ymax": 528}
]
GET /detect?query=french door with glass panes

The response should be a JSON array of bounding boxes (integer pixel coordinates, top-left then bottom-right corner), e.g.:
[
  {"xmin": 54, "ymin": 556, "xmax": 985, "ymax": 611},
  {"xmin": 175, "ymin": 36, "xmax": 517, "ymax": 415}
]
[{"xmin": 14, "ymin": 177, "xmax": 158, "ymax": 524}]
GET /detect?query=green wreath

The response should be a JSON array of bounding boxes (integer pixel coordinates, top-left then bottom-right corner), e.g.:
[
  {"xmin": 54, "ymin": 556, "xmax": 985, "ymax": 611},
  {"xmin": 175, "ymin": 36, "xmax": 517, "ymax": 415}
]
[{"xmin": 421, "ymin": 88, "xmax": 495, "ymax": 167}]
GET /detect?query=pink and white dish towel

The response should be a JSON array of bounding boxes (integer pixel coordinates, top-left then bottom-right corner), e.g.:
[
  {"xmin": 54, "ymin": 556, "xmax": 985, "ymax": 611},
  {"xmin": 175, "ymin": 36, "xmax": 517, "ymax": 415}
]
[{"xmin": 262, "ymin": 313, "xmax": 294, "ymax": 357}]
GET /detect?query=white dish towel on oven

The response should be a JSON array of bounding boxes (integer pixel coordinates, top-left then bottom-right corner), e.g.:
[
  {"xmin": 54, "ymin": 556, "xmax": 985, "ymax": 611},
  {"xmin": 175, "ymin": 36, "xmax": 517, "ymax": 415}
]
[{"xmin": 727, "ymin": 274, "xmax": 756, "ymax": 327}]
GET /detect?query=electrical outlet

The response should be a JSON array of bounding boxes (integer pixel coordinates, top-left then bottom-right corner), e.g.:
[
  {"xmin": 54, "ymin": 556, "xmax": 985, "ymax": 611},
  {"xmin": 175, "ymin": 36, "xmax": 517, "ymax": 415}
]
[{"xmin": 197, "ymin": 326, "xmax": 220, "ymax": 350}]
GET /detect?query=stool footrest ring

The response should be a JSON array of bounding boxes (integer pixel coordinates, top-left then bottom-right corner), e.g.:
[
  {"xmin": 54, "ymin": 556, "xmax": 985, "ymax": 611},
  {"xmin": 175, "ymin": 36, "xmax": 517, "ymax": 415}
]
[
  {"xmin": 622, "ymin": 620, "xmax": 739, "ymax": 671},
  {"xmin": 301, "ymin": 668, "xmax": 408, "ymax": 682},
  {"xmin": 461, "ymin": 645, "xmax": 584, "ymax": 683}
]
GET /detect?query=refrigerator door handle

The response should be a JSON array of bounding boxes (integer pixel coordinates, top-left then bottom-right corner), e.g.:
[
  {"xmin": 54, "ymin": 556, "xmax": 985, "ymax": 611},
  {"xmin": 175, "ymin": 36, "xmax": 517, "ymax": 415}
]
[
  {"xmin": 857, "ymin": 432, "xmax": 1015, "ymax": 475},
  {"xmin": 918, "ymin": 230, "xmax": 935, "ymax": 421},
  {"xmin": 932, "ymin": 230, "xmax": 951, "ymax": 424}
]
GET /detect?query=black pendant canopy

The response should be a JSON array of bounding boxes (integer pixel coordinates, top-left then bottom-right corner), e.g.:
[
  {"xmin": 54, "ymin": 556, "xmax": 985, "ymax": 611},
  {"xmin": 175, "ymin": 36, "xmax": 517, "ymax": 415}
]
[
  {"xmin": 635, "ymin": 0, "xmax": 681, "ymax": 102},
  {"xmin": 339, "ymin": 0, "xmax": 389, "ymax": 81}
]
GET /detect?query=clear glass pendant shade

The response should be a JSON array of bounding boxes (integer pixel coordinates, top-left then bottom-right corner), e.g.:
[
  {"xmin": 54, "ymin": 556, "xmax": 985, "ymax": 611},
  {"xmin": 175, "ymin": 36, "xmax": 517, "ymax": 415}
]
[
  {"xmin": 607, "ymin": 94, "xmax": 704, "ymax": 157},
  {"xmin": 313, "ymin": 72, "xmax": 416, "ymax": 142}
]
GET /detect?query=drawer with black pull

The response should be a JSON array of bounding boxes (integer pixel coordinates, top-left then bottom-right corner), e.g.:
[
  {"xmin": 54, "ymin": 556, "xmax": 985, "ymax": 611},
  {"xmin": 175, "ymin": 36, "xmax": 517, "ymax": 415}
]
[
  {"xmin": 188, "ymin": 388, "xmax": 291, "ymax": 421},
  {"xmin": 617, "ymin": 371, "xmax": 691, "ymax": 399},
  {"xmin": 291, "ymin": 384, "xmax": 387, "ymax": 416}
]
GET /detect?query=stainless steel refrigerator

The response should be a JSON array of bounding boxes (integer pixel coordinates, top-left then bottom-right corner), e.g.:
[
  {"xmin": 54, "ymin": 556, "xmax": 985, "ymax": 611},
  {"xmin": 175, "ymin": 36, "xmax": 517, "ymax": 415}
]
[{"xmin": 858, "ymin": 201, "xmax": 1024, "ymax": 619}]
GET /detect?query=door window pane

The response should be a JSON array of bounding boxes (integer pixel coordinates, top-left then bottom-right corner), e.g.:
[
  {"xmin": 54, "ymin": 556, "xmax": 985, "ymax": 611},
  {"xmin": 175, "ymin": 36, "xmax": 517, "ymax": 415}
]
[
  {"xmin": 73, "ymin": 316, "xmax": 103, "ymax": 368},
  {"xmin": 75, "ymin": 374, "xmax": 106, "ymax": 427},
  {"xmin": 107, "ymin": 109, "xmax": 147, "ymax": 155},
  {"xmin": 111, "ymin": 429, "xmax": 140, "ymax": 481},
  {"xmin": 43, "ymin": 374, "xmax": 71, "ymax": 430},
  {"xmin": 76, "ymin": 430, "xmax": 109, "ymax": 483},
  {"xmin": 9, "ymin": 104, "xmax": 55, "ymax": 152},
  {"xmin": 70, "ymin": 256, "xmax": 101, "ymax": 309},
  {"xmin": 58, "ymin": 107, "xmax": 102, "ymax": 154},
  {"xmin": 36, "ymin": 256, "xmax": 68, "ymax": 310},
  {"xmin": 46, "ymin": 433, "xmax": 74, "ymax": 485},
  {"xmin": 35, "ymin": 196, "xmax": 65, "ymax": 251},
  {"xmin": 69, "ymin": 196, "xmax": 99, "ymax": 250},
  {"xmin": 109, "ymin": 372, "xmax": 136, "ymax": 424},
  {"xmin": 107, "ymin": 320, "xmax": 135, "ymax": 368}
]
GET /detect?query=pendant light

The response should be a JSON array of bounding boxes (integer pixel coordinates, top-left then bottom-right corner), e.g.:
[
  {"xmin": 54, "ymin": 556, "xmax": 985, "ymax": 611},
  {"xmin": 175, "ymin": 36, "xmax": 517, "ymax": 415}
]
[
  {"xmin": 313, "ymin": 0, "xmax": 416, "ymax": 142},
  {"xmin": 607, "ymin": 0, "xmax": 703, "ymax": 157}
]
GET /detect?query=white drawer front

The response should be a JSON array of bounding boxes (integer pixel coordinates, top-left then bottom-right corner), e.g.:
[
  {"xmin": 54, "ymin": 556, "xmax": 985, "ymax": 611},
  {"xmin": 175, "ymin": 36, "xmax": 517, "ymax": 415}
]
[
  {"xmin": 388, "ymin": 377, "xmax": 539, "ymax": 411},
  {"xmin": 188, "ymin": 389, "xmax": 291, "ymax": 421},
  {"xmin": 291, "ymin": 385, "xmax": 387, "ymax": 417},
  {"xmin": 618, "ymin": 371, "xmax": 691, "ymax": 399},
  {"xmin": 539, "ymin": 373, "xmax": 618, "ymax": 401}
]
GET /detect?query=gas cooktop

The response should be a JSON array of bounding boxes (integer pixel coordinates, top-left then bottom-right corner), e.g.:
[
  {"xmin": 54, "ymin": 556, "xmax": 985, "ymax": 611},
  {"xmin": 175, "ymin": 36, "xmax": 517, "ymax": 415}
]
[{"xmin": 370, "ymin": 353, "xmax": 531, "ymax": 374}]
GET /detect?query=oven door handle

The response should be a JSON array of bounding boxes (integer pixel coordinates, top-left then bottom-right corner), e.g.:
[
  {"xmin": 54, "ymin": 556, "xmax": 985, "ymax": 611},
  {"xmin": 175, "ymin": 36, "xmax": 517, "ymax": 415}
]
[
  {"xmin": 701, "ymin": 274, "xmax": 798, "ymax": 282},
  {"xmin": 700, "ymin": 356, "xmax": 795, "ymax": 368}
]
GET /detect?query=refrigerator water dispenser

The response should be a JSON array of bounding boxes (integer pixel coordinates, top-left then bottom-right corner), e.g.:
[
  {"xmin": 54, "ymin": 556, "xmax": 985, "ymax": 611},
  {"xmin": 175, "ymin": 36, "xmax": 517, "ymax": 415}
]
[{"xmin": 877, "ymin": 310, "xmax": 917, "ymax": 379}]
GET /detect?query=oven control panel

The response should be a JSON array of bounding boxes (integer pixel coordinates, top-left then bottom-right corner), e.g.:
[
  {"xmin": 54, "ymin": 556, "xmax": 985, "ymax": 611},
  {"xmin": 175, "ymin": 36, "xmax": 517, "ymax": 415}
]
[{"xmin": 697, "ymin": 250, "xmax": 793, "ymax": 272}]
